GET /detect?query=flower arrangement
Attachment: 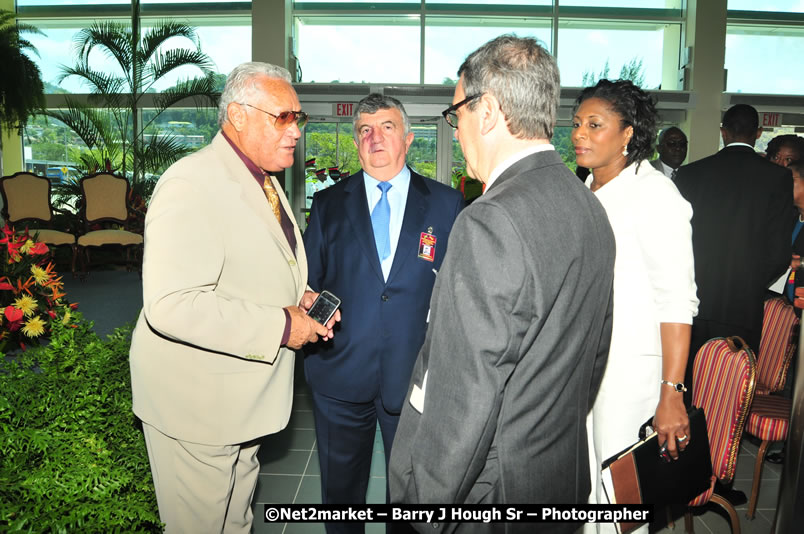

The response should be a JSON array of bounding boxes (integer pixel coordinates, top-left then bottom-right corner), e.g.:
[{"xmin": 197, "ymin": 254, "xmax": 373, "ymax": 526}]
[{"xmin": 0, "ymin": 223, "xmax": 76, "ymax": 351}]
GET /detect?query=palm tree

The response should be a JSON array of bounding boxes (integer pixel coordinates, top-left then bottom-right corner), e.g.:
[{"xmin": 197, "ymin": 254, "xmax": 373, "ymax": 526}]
[
  {"xmin": 47, "ymin": 0, "xmax": 217, "ymax": 184},
  {"xmin": 0, "ymin": 9, "xmax": 45, "ymax": 176}
]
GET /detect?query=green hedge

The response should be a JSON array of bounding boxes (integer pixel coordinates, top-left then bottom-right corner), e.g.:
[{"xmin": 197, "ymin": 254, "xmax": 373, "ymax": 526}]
[{"xmin": 0, "ymin": 314, "xmax": 161, "ymax": 532}]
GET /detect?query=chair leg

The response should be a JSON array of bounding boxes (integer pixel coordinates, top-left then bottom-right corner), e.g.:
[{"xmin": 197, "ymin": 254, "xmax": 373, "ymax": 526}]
[
  {"xmin": 665, "ymin": 506, "xmax": 674, "ymax": 529},
  {"xmin": 711, "ymin": 493, "xmax": 741, "ymax": 534},
  {"xmin": 748, "ymin": 439, "xmax": 770, "ymax": 519},
  {"xmin": 684, "ymin": 509, "xmax": 695, "ymax": 533}
]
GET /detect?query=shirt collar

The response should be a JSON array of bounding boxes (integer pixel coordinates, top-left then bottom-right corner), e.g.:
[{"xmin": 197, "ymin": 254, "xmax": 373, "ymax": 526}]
[
  {"xmin": 486, "ymin": 144, "xmax": 555, "ymax": 192},
  {"xmin": 363, "ymin": 165, "xmax": 411, "ymax": 194},
  {"xmin": 221, "ymin": 129, "xmax": 267, "ymax": 185},
  {"xmin": 724, "ymin": 142, "xmax": 755, "ymax": 150}
]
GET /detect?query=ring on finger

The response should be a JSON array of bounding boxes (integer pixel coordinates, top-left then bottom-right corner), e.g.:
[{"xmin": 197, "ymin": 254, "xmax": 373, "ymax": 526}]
[{"xmin": 677, "ymin": 435, "xmax": 688, "ymax": 442}]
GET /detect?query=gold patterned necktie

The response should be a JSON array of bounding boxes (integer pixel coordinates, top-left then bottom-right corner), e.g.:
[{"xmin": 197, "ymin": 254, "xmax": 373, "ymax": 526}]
[{"xmin": 262, "ymin": 172, "xmax": 282, "ymax": 224}]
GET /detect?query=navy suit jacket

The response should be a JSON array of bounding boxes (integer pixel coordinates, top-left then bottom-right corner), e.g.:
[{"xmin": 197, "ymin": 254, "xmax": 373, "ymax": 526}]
[{"xmin": 303, "ymin": 168, "xmax": 464, "ymax": 413}]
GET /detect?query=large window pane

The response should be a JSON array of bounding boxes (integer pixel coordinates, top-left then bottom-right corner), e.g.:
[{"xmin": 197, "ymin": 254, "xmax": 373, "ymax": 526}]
[
  {"xmin": 409, "ymin": 124, "xmax": 437, "ymax": 179},
  {"xmin": 426, "ymin": 1, "xmax": 551, "ymax": 5},
  {"xmin": 424, "ymin": 16, "xmax": 551, "ymax": 84},
  {"xmin": 19, "ymin": 1, "xmax": 250, "ymax": 5},
  {"xmin": 559, "ymin": 0, "xmax": 681, "ymax": 8},
  {"xmin": 23, "ymin": 115, "xmax": 89, "ymax": 178},
  {"xmin": 295, "ymin": 16, "xmax": 421, "ymax": 83},
  {"xmin": 725, "ymin": 25, "xmax": 804, "ymax": 94},
  {"xmin": 23, "ymin": 18, "xmax": 249, "ymax": 93},
  {"xmin": 727, "ymin": 0, "xmax": 804, "ymax": 12},
  {"xmin": 557, "ymin": 21, "xmax": 674, "ymax": 89}
]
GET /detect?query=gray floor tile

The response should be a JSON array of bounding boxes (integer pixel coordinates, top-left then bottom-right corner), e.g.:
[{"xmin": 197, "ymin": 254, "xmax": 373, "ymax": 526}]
[
  {"xmin": 255, "ymin": 474, "xmax": 302, "ymax": 503},
  {"xmin": 262, "ymin": 450, "xmax": 316, "ymax": 475},
  {"xmin": 284, "ymin": 522, "xmax": 326, "ymax": 534},
  {"xmin": 697, "ymin": 502, "xmax": 772, "ymax": 534},
  {"xmin": 367, "ymin": 475, "xmax": 386, "ymax": 505},
  {"xmin": 294, "ymin": 393, "xmax": 314, "ymax": 411},
  {"xmin": 252, "ymin": 516, "xmax": 287, "ymax": 534},
  {"xmin": 305, "ymin": 450, "xmax": 321, "ymax": 476},
  {"xmin": 296, "ymin": 475, "xmax": 323, "ymax": 504},
  {"xmin": 260, "ymin": 428, "xmax": 317, "ymax": 452},
  {"xmin": 289, "ymin": 410, "xmax": 317, "ymax": 430},
  {"xmin": 370, "ymin": 451, "xmax": 387, "ymax": 477}
]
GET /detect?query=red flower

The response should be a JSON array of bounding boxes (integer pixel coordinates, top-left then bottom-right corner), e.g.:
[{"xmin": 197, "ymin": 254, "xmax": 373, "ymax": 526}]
[
  {"xmin": 28, "ymin": 242, "xmax": 49, "ymax": 255},
  {"xmin": 48, "ymin": 310, "xmax": 57, "ymax": 319},
  {"xmin": 4, "ymin": 306, "xmax": 23, "ymax": 322},
  {"xmin": 70, "ymin": 302, "xmax": 79, "ymax": 310},
  {"xmin": 0, "ymin": 279, "xmax": 12, "ymax": 290}
]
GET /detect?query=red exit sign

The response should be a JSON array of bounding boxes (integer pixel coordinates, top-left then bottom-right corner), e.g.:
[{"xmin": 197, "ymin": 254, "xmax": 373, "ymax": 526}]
[
  {"xmin": 335, "ymin": 103, "xmax": 354, "ymax": 117},
  {"xmin": 761, "ymin": 112, "xmax": 782, "ymax": 128}
]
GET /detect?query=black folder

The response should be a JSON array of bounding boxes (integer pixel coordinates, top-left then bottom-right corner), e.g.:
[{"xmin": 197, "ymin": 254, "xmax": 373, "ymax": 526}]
[{"xmin": 601, "ymin": 407, "xmax": 714, "ymax": 532}]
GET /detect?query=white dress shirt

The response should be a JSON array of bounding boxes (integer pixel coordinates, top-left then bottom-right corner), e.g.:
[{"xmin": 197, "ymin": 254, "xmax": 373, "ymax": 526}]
[
  {"xmin": 485, "ymin": 143, "xmax": 555, "ymax": 192},
  {"xmin": 364, "ymin": 166, "xmax": 411, "ymax": 281}
]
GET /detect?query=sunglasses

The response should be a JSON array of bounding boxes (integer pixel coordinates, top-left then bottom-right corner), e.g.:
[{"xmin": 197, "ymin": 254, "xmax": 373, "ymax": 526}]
[
  {"xmin": 242, "ymin": 103, "xmax": 308, "ymax": 129},
  {"xmin": 442, "ymin": 94, "xmax": 483, "ymax": 128}
]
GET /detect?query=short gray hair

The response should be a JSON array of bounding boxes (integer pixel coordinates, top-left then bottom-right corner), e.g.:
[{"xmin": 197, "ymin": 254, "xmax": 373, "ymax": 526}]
[
  {"xmin": 352, "ymin": 93, "xmax": 411, "ymax": 143},
  {"xmin": 218, "ymin": 62, "xmax": 292, "ymax": 127},
  {"xmin": 458, "ymin": 34, "xmax": 560, "ymax": 140}
]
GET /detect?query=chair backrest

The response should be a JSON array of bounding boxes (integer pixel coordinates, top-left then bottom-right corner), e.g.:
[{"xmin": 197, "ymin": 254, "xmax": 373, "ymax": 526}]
[
  {"xmin": 79, "ymin": 173, "xmax": 130, "ymax": 225},
  {"xmin": 692, "ymin": 336, "xmax": 756, "ymax": 483},
  {"xmin": 756, "ymin": 297, "xmax": 799, "ymax": 393},
  {"xmin": 0, "ymin": 172, "xmax": 54, "ymax": 224}
]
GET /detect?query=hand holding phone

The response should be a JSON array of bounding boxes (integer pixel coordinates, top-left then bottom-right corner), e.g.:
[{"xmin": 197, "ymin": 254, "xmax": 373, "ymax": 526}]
[{"xmin": 307, "ymin": 290, "xmax": 341, "ymax": 325}]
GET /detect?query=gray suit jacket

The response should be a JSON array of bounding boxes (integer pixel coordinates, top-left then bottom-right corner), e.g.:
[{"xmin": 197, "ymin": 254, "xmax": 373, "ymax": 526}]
[{"xmin": 388, "ymin": 150, "xmax": 615, "ymax": 533}]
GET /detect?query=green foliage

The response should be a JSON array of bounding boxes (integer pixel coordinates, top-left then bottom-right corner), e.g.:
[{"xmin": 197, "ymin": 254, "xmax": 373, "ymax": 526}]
[
  {"xmin": 0, "ymin": 10, "xmax": 45, "ymax": 137},
  {"xmin": 0, "ymin": 316, "xmax": 162, "ymax": 532},
  {"xmin": 45, "ymin": 0, "xmax": 217, "ymax": 183},
  {"xmin": 581, "ymin": 56, "xmax": 647, "ymax": 88}
]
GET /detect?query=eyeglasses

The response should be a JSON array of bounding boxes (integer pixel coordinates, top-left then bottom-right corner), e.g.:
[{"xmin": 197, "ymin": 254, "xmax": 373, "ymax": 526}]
[
  {"xmin": 242, "ymin": 103, "xmax": 308, "ymax": 129},
  {"xmin": 442, "ymin": 94, "xmax": 483, "ymax": 128}
]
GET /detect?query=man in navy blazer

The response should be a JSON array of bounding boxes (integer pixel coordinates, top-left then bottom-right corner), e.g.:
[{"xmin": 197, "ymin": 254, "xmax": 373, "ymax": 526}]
[{"xmin": 303, "ymin": 93, "xmax": 464, "ymax": 532}]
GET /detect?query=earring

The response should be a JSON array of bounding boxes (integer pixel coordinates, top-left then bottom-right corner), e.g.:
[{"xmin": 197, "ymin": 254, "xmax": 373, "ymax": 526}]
[{"xmin": 622, "ymin": 146, "xmax": 629, "ymax": 157}]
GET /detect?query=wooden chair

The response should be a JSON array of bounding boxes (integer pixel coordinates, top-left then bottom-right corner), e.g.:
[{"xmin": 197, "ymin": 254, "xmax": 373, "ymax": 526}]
[
  {"xmin": 744, "ymin": 297, "xmax": 798, "ymax": 519},
  {"xmin": 0, "ymin": 171, "xmax": 77, "ymax": 273},
  {"xmin": 76, "ymin": 172, "xmax": 143, "ymax": 274},
  {"xmin": 686, "ymin": 336, "xmax": 757, "ymax": 534}
]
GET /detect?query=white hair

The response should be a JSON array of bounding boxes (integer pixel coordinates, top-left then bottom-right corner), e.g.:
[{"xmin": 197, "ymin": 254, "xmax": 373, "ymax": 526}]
[{"xmin": 218, "ymin": 62, "xmax": 292, "ymax": 127}]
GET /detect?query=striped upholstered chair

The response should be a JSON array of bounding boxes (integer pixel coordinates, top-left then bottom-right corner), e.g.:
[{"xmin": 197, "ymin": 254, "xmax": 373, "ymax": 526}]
[
  {"xmin": 754, "ymin": 297, "xmax": 798, "ymax": 395},
  {"xmin": 744, "ymin": 297, "xmax": 798, "ymax": 519},
  {"xmin": 686, "ymin": 337, "xmax": 756, "ymax": 534}
]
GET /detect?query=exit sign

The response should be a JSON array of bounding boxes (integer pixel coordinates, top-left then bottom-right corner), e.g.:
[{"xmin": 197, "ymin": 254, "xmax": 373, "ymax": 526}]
[
  {"xmin": 761, "ymin": 112, "xmax": 782, "ymax": 128},
  {"xmin": 334, "ymin": 103, "xmax": 354, "ymax": 117}
]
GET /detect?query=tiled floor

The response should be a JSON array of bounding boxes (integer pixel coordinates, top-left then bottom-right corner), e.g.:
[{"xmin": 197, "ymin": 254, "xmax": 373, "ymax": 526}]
[
  {"xmin": 251, "ymin": 369, "xmax": 387, "ymax": 534},
  {"xmin": 252, "ymin": 378, "xmax": 783, "ymax": 534},
  {"xmin": 63, "ymin": 272, "xmax": 784, "ymax": 534}
]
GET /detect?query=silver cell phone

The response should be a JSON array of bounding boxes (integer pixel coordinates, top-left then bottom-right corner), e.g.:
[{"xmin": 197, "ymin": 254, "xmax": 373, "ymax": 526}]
[{"xmin": 307, "ymin": 290, "xmax": 341, "ymax": 325}]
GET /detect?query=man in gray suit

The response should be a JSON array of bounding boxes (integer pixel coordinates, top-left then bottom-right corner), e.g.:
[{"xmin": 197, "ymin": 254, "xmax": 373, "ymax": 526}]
[{"xmin": 388, "ymin": 35, "xmax": 616, "ymax": 533}]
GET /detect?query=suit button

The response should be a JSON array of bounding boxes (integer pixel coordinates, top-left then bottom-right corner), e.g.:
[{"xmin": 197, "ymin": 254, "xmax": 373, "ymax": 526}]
[
  {"xmin": 288, "ymin": 259, "xmax": 296, "ymax": 266},
  {"xmin": 381, "ymin": 294, "xmax": 389, "ymax": 302},
  {"xmin": 432, "ymin": 524, "xmax": 439, "ymax": 529}
]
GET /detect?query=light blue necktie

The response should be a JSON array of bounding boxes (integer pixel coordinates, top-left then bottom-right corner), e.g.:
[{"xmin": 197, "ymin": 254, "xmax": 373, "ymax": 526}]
[{"xmin": 371, "ymin": 182, "xmax": 392, "ymax": 261}]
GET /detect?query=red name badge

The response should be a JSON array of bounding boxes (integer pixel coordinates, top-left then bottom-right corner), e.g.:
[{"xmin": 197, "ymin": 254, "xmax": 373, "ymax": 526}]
[{"xmin": 418, "ymin": 232, "xmax": 436, "ymax": 262}]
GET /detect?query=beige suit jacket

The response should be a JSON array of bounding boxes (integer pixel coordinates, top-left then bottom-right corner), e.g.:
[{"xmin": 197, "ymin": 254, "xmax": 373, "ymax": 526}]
[{"xmin": 129, "ymin": 132, "xmax": 307, "ymax": 446}]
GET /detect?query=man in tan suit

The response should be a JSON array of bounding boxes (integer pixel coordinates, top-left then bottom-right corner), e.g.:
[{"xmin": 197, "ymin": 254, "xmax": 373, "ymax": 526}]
[{"xmin": 129, "ymin": 62, "xmax": 336, "ymax": 533}]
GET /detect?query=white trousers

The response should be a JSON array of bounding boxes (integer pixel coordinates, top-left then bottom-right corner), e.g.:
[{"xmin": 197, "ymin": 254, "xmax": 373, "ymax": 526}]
[
  {"xmin": 584, "ymin": 354, "xmax": 662, "ymax": 534},
  {"xmin": 142, "ymin": 422, "xmax": 261, "ymax": 534}
]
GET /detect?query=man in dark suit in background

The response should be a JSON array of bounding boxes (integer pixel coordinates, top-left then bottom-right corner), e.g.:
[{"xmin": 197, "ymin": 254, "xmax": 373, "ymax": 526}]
[
  {"xmin": 389, "ymin": 35, "xmax": 616, "ymax": 533},
  {"xmin": 675, "ymin": 104, "xmax": 791, "ymax": 406},
  {"xmin": 303, "ymin": 93, "xmax": 464, "ymax": 533}
]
